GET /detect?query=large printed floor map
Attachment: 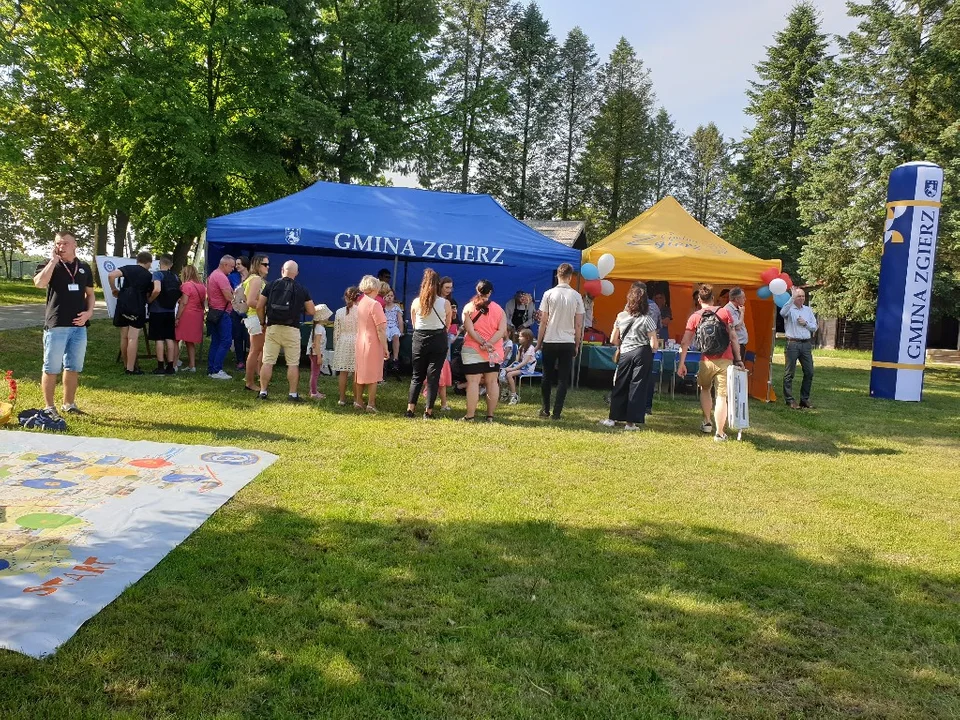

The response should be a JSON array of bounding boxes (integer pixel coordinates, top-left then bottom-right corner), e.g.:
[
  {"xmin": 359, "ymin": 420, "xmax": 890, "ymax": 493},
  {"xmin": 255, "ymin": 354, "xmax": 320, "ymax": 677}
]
[{"xmin": 0, "ymin": 431, "xmax": 277, "ymax": 657}]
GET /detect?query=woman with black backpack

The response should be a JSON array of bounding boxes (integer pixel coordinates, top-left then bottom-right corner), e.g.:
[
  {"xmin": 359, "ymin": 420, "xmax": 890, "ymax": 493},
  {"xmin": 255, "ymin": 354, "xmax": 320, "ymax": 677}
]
[{"xmin": 600, "ymin": 281, "xmax": 659, "ymax": 431}]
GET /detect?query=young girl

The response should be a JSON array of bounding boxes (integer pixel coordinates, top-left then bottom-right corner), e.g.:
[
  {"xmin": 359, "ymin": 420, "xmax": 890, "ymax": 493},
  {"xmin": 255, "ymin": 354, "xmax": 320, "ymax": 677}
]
[
  {"xmin": 308, "ymin": 304, "xmax": 333, "ymax": 399},
  {"xmin": 333, "ymin": 287, "xmax": 361, "ymax": 405},
  {"xmin": 383, "ymin": 290, "xmax": 403, "ymax": 372},
  {"xmin": 500, "ymin": 328, "xmax": 537, "ymax": 404}
]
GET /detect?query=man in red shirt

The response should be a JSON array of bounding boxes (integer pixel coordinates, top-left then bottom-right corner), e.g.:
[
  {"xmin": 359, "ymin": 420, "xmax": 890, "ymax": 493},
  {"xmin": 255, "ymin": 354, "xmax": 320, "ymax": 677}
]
[
  {"xmin": 206, "ymin": 255, "xmax": 235, "ymax": 379},
  {"xmin": 677, "ymin": 284, "xmax": 744, "ymax": 441}
]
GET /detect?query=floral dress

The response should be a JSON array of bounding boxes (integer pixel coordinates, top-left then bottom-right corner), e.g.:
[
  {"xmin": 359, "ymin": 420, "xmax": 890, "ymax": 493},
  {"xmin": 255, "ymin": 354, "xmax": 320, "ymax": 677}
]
[{"xmin": 333, "ymin": 305, "xmax": 358, "ymax": 372}]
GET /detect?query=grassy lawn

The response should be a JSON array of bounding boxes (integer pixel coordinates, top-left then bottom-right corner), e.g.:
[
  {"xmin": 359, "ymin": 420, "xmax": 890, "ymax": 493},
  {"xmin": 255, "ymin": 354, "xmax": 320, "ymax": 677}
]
[
  {"xmin": 1, "ymin": 320, "xmax": 959, "ymax": 718},
  {"xmin": 0, "ymin": 278, "xmax": 49, "ymax": 305}
]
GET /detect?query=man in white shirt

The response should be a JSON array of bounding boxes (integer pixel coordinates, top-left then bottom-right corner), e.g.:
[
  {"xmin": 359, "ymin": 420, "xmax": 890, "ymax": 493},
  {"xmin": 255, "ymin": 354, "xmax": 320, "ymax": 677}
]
[
  {"xmin": 724, "ymin": 287, "xmax": 749, "ymax": 360},
  {"xmin": 536, "ymin": 263, "xmax": 585, "ymax": 420},
  {"xmin": 780, "ymin": 286, "xmax": 818, "ymax": 409}
]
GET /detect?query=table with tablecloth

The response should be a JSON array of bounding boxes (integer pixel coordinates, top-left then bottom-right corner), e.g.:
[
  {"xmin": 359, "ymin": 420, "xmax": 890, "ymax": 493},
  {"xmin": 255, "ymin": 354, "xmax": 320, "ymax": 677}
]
[{"xmin": 575, "ymin": 345, "xmax": 700, "ymax": 398}]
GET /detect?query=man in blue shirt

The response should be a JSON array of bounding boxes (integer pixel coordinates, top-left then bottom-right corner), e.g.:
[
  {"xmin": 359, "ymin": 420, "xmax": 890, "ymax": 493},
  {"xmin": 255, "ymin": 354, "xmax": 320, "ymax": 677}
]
[{"xmin": 780, "ymin": 287, "xmax": 818, "ymax": 409}]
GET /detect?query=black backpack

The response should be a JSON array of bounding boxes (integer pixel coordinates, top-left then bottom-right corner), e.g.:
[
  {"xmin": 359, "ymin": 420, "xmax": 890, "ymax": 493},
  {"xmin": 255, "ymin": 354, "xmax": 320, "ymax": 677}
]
[
  {"xmin": 157, "ymin": 270, "xmax": 181, "ymax": 310},
  {"xmin": 266, "ymin": 279, "xmax": 299, "ymax": 325},
  {"xmin": 696, "ymin": 310, "xmax": 730, "ymax": 356}
]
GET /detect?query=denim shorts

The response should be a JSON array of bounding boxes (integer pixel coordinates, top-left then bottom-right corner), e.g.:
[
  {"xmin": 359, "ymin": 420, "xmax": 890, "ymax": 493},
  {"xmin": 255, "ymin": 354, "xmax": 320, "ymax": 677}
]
[{"xmin": 43, "ymin": 326, "xmax": 88, "ymax": 374}]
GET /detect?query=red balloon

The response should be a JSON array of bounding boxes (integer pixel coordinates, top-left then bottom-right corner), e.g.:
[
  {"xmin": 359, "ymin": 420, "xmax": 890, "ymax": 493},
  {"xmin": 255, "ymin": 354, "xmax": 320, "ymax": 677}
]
[
  {"xmin": 779, "ymin": 272, "xmax": 793, "ymax": 289},
  {"xmin": 583, "ymin": 279, "xmax": 602, "ymax": 297},
  {"xmin": 760, "ymin": 267, "xmax": 780, "ymax": 284}
]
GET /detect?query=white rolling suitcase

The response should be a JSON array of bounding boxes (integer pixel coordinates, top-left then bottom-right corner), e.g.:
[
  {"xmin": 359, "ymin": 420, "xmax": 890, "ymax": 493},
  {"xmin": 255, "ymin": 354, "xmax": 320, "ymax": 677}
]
[{"xmin": 726, "ymin": 365, "xmax": 750, "ymax": 440}]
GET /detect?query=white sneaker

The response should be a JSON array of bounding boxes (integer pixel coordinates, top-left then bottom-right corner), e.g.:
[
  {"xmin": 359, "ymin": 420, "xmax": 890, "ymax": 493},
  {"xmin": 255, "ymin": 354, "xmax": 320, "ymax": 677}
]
[
  {"xmin": 623, "ymin": 424, "xmax": 642, "ymax": 431},
  {"xmin": 599, "ymin": 418, "xmax": 616, "ymax": 427},
  {"xmin": 700, "ymin": 420, "xmax": 713, "ymax": 434},
  {"xmin": 209, "ymin": 370, "xmax": 232, "ymax": 380},
  {"xmin": 509, "ymin": 394, "xmax": 519, "ymax": 405},
  {"xmin": 714, "ymin": 433, "xmax": 727, "ymax": 443}
]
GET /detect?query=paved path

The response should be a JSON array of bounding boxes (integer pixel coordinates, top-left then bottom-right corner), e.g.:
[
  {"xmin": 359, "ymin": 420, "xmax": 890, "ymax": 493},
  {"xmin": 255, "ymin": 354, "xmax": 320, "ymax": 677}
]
[{"xmin": 0, "ymin": 301, "xmax": 109, "ymax": 331}]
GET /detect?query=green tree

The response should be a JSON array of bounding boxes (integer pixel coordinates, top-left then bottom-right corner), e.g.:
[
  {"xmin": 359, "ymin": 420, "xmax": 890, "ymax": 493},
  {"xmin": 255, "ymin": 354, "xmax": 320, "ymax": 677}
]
[
  {"xmin": 553, "ymin": 26, "xmax": 597, "ymax": 220},
  {"xmin": 423, "ymin": 0, "xmax": 513, "ymax": 193},
  {"xmin": 648, "ymin": 107, "xmax": 682, "ymax": 204},
  {"xmin": 797, "ymin": 0, "xmax": 956, "ymax": 321},
  {"xmin": 577, "ymin": 37, "xmax": 654, "ymax": 236},
  {"xmin": 488, "ymin": 2, "xmax": 558, "ymax": 220},
  {"xmin": 726, "ymin": 2, "xmax": 827, "ymax": 278},
  {"xmin": 678, "ymin": 123, "xmax": 732, "ymax": 233},
  {"xmin": 286, "ymin": 0, "xmax": 442, "ymax": 185}
]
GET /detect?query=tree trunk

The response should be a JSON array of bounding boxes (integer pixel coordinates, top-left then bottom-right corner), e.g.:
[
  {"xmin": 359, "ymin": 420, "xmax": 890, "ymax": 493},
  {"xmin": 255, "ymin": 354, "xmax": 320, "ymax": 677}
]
[
  {"xmin": 172, "ymin": 237, "xmax": 193, "ymax": 274},
  {"xmin": 113, "ymin": 210, "xmax": 129, "ymax": 256},
  {"xmin": 93, "ymin": 221, "xmax": 108, "ymax": 286}
]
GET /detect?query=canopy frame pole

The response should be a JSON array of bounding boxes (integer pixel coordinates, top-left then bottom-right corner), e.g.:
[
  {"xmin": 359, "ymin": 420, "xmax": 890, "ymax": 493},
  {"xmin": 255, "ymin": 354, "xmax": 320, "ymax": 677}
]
[
  {"xmin": 392, "ymin": 255, "xmax": 399, "ymax": 292},
  {"xmin": 766, "ymin": 302, "xmax": 775, "ymax": 403}
]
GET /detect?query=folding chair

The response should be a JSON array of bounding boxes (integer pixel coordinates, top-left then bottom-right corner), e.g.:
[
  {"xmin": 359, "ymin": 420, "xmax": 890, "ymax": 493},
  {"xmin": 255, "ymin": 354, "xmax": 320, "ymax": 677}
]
[
  {"xmin": 657, "ymin": 349, "xmax": 678, "ymax": 398},
  {"xmin": 517, "ymin": 350, "xmax": 544, "ymax": 389}
]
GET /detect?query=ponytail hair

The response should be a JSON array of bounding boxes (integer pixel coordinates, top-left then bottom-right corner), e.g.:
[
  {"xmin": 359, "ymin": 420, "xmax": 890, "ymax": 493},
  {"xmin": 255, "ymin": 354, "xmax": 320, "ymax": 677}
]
[{"xmin": 470, "ymin": 279, "xmax": 494, "ymax": 314}]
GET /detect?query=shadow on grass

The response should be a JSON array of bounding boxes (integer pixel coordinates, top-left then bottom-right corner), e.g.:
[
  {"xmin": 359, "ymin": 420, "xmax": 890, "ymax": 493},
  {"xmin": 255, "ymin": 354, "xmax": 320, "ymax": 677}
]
[
  {"xmin": 2, "ymin": 509, "xmax": 958, "ymax": 718},
  {"xmin": 89, "ymin": 416, "xmax": 301, "ymax": 444}
]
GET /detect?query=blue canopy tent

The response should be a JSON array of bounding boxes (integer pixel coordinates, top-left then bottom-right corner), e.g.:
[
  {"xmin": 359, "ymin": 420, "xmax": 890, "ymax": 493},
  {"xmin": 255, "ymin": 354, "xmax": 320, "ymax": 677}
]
[{"xmin": 205, "ymin": 182, "xmax": 581, "ymax": 315}]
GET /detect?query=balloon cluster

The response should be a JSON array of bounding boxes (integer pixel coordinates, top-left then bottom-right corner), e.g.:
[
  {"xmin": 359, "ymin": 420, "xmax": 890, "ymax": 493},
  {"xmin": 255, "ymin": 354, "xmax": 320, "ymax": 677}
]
[
  {"xmin": 757, "ymin": 267, "xmax": 794, "ymax": 307},
  {"xmin": 580, "ymin": 254, "xmax": 616, "ymax": 297}
]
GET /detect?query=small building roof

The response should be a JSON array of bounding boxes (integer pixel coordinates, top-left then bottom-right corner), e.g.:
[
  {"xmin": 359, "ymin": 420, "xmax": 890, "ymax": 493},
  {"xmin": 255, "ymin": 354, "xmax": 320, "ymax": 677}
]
[{"xmin": 522, "ymin": 220, "xmax": 588, "ymax": 249}]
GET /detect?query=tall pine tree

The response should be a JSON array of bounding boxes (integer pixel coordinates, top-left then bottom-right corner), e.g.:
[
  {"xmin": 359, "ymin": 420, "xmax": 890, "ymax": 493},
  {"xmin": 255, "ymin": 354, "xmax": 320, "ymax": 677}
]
[
  {"xmin": 726, "ymin": 1, "xmax": 827, "ymax": 279},
  {"xmin": 479, "ymin": 2, "xmax": 558, "ymax": 219},
  {"xmin": 553, "ymin": 26, "xmax": 598, "ymax": 220},
  {"xmin": 797, "ymin": 0, "xmax": 955, "ymax": 320},
  {"xmin": 678, "ymin": 123, "xmax": 732, "ymax": 233},
  {"xmin": 648, "ymin": 107, "xmax": 683, "ymax": 204},
  {"xmin": 577, "ymin": 38, "xmax": 654, "ymax": 237}
]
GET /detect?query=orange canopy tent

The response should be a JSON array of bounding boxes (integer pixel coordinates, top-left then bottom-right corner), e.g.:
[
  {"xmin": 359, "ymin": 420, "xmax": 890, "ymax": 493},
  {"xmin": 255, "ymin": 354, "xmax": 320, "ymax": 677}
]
[{"xmin": 582, "ymin": 196, "xmax": 781, "ymax": 401}]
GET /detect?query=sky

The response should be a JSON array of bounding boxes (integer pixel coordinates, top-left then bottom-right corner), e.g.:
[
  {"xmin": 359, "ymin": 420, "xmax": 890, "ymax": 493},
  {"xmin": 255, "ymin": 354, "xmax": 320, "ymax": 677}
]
[
  {"xmin": 538, "ymin": 0, "xmax": 857, "ymax": 139},
  {"xmin": 388, "ymin": 0, "xmax": 857, "ymax": 187}
]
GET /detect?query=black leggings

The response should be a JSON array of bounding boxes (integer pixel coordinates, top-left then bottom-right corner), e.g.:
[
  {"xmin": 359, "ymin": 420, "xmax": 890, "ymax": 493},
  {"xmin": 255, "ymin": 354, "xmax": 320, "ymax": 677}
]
[
  {"xmin": 407, "ymin": 330, "xmax": 448, "ymax": 410},
  {"xmin": 609, "ymin": 345, "xmax": 653, "ymax": 424}
]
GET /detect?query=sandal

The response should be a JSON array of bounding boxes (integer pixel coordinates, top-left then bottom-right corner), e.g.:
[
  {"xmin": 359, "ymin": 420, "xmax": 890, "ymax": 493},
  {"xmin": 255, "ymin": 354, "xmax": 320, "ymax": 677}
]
[
  {"xmin": 460, "ymin": 416, "xmax": 475, "ymax": 422},
  {"xmin": 310, "ymin": 392, "xmax": 326, "ymax": 400},
  {"xmin": 365, "ymin": 405, "xmax": 378, "ymax": 414},
  {"xmin": 337, "ymin": 400, "xmax": 347, "ymax": 406},
  {"xmin": 353, "ymin": 402, "xmax": 365, "ymax": 410},
  {"xmin": 485, "ymin": 416, "xmax": 495, "ymax": 423}
]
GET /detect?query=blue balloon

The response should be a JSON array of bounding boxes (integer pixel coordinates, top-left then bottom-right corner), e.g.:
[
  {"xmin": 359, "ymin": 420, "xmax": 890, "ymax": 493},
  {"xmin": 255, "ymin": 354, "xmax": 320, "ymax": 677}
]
[
  {"xmin": 757, "ymin": 286, "xmax": 772, "ymax": 299},
  {"xmin": 580, "ymin": 263, "xmax": 600, "ymax": 280},
  {"xmin": 774, "ymin": 291, "xmax": 792, "ymax": 308}
]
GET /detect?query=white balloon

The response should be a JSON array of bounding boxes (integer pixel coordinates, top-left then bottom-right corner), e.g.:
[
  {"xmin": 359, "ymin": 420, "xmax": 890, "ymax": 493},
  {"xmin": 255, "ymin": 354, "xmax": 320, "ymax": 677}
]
[
  {"xmin": 597, "ymin": 253, "xmax": 616, "ymax": 278},
  {"xmin": 600, "ymin": 279, "xmax": 615, "ymax": 296},
  {"xmin": 768, "ymin": 278, "xmax": 788, "ymax": 295}
]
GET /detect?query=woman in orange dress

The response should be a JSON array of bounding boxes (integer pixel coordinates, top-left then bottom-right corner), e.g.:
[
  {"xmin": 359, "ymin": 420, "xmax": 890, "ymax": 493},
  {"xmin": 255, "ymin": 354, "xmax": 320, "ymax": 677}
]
[{"xmin": 353, "ymin": 274, "xmax": 389, "ymax": 412}]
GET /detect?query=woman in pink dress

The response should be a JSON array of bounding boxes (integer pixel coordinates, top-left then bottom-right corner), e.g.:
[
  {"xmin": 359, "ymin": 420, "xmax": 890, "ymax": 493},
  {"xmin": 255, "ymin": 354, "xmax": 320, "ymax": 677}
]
[
  {"xmin": 353, "ymin": 275, "xmax": 389, "ymax": 412},
  {"xmin": 174, "ymin": 265, "xmax": 207, "ymax": 371},
  {"xmin": 460, "ymin": 279, "xmax": 507, "ymax": 422}
]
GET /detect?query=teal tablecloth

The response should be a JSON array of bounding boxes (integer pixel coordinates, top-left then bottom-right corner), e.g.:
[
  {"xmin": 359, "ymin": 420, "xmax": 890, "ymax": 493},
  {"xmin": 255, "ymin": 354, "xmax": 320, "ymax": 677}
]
[{"xmin": 579, "ymin": 344, "xmax": 618, "ymax": 371}]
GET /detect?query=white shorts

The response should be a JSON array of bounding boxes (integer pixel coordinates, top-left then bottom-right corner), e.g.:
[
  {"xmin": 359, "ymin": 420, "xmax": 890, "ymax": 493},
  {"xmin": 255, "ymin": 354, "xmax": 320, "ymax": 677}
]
[{"xmin": 243, "ymin": 315, "xmax": 263, "ymax": 336}]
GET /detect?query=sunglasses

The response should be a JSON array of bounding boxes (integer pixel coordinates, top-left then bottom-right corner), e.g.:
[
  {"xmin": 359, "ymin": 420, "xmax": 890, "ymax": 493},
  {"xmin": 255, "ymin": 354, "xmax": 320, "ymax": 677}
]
[{"xmin": 261, "ymin": 263, "xmax": 270, "ymax": 267}]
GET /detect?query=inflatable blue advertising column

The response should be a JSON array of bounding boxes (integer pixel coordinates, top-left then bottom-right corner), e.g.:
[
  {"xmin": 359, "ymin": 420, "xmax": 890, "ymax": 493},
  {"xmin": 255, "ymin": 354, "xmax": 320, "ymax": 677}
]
[{"xmin": 870, "ymin": 161, "xmax": 943, "ymax": 401}]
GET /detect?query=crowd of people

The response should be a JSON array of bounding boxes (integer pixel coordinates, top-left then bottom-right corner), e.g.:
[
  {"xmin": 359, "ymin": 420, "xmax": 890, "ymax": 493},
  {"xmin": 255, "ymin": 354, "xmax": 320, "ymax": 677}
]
[{"xmin": 32, "ymin": 230, "xmax": 818, "ymax": 432}]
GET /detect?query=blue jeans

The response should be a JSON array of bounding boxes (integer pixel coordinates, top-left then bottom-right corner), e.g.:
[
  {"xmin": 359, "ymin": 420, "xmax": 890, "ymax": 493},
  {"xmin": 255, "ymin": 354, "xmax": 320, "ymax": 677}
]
[
  {"xmin": 208, "ymin": 312, "xmax": 233, "ymax": 374},
  {"xmin": 43, "ymin": 326, "xmax": 88, "ymax": 374}
]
